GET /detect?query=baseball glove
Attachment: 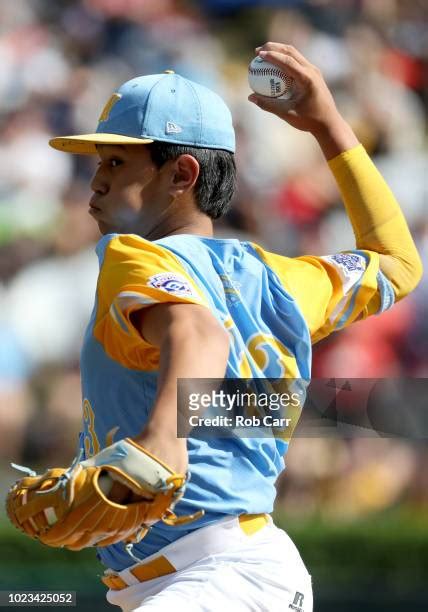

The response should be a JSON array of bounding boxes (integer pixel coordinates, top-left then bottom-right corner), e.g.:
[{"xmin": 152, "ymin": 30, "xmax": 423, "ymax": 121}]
[{"xmin": 6, "ymin": 438, "xmax": 203, "ymax": 552}]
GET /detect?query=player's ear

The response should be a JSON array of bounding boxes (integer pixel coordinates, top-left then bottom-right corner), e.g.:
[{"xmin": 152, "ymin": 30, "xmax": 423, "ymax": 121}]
[{"xmin": 169, "ymin": 154, "xmax": 200, "ymax": 197}]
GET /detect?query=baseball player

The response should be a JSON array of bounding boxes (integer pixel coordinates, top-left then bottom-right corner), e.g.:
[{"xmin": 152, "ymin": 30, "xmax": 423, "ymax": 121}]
[{"xmin": 7, "ymin": 43, "xmax": 422, "ymax": 612}]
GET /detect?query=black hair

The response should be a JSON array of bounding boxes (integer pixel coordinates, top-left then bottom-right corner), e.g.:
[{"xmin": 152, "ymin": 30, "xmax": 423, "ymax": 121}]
[{"xmin": 147, "ymin": 141, "xmax": 236, "ymax": 220}]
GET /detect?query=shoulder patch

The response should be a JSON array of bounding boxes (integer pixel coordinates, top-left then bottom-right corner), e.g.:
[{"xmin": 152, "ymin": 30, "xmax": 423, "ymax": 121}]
[
  {"xmin": 327, "ymin": 253, "xmax": 365, "ymax": 273},
  {"xmin": 321, "ymin": 252, "xmax": 367, "ymax": 293},
  {"xmin": 148, "ymin": 272, "xmax": 198, "ymax": 297}
]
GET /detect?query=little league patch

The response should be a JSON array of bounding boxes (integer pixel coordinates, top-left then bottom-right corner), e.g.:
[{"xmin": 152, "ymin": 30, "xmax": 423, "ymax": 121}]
[{"xmin": 148, "ymin": 272, "xmax": 197, "ymax": 297}]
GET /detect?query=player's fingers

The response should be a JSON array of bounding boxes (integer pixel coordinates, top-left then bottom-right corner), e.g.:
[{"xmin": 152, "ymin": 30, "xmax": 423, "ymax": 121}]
[
  {"xmin": 248, "ymin": 93, "xmax": 294, "ymax": 115},
  {"xmin": 258, "ymin": 50, "xmax": 310, "ymax": 84},
  {"xmin": 256, "ymin": 42, "xmax": 312, "ymax": 67}
]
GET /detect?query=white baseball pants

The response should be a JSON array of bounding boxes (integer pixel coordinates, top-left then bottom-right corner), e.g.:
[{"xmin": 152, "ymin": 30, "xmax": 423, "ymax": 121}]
[{"xmin": 105, "ymin": 516, "xmax": 313, "ymax": 612}]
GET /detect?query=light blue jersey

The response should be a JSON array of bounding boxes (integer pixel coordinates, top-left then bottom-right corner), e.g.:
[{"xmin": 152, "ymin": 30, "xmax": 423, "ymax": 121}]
[{"xmin": 80, "ymin": 233, "xmax": 394, "ymax": 570}]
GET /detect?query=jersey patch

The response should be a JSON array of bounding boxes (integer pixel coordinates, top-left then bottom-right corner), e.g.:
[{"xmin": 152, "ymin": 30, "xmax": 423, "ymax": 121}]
[
  {"xmin": 321, "ymin": 252, "xmax": 367, "ymax": 294},
  {"xmin": 148, "ymin": 272, "xmax": 197, "ymax": 297},
  {"xmin": 328, "ymin": 253, "xmax": 365, "ymax": 273}
]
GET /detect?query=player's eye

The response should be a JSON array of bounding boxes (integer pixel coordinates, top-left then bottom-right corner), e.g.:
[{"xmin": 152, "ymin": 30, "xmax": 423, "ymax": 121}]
[{"xmin": 96, "ymin": 158, "xmax": 123, "ymax": 168}]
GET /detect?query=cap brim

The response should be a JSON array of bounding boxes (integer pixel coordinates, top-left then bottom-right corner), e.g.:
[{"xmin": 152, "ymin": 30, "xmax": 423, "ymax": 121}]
[{"xmin": 49, "ymin": 133, "xmax": 154, "ymax": 154}]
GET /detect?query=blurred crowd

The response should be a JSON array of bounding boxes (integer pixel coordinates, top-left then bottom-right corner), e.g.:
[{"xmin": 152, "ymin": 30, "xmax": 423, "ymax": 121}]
[{"xmin": 1, "ymin": 0, "xmax": 427, "ymax": 521}]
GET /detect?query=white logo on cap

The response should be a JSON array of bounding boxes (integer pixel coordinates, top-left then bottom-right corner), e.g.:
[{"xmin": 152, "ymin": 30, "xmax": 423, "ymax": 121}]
[{"xmin": 166, "ymin": 121, "xmax": 182, "ymax": 134}]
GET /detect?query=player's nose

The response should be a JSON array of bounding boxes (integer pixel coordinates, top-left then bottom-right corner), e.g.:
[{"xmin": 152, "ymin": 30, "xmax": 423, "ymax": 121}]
[{"xmin": 90, "ymin": 167, "xmax": 109, "ymax": 196}]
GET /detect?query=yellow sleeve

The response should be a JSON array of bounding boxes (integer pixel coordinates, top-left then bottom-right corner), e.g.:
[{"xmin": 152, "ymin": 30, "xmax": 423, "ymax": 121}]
[
  {"xmin": 252, "ymin": 244, "xmax": 394, "ymax": 344},
  {"xmin": 93, "ymin": 234, "xmax": 208, "ymax": 370},
  {"xmin": 328, "ymin": 144, "xmax": 423, "ymax": 300}
]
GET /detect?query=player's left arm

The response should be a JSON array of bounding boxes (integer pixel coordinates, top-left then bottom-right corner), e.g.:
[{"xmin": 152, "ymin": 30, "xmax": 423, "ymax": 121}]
[
  {"xmin": 129, "ymin": 303, "xmax": 230, "ymax": 473},
  {"xmin": 249, "ymin": 42, "xmax": 423, "ymax": 301}
]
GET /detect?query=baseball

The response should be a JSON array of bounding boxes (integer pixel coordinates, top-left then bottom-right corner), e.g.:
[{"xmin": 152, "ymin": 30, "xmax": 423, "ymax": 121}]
[{"xmin": 248, "ymin": 56, "xmax": 294, "ymax": 99}]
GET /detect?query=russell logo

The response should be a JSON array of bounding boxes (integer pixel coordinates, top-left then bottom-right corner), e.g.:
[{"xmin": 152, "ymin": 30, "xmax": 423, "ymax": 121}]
[{"xmin": 289, "ymin": 591, "xmax": 305, "ymax": 612}]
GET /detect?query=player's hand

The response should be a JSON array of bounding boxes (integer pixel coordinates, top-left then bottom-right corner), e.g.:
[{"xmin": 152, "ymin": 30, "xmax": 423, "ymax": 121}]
[{"xmin": 248, "ymin": 42, "xmax": 343, "ymax": 135}]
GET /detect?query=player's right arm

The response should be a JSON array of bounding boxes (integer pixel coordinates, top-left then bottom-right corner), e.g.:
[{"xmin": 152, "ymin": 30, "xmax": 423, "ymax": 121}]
[
  {"xmin": 129, "ymin": 302, "xmax": 229, "ymax": 472},
  {"xmin": 249, "ymin": 42, "xmax": 422, "ymax": 325},
  {"xmin": 91, "ymin": 233, "xmax": 230, "ymax": 476}
]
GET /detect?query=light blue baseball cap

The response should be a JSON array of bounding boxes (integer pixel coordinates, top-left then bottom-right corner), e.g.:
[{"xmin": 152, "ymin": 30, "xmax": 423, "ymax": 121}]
[{"xmin": 49, "ymin": 71, "xmax": 235, "ymax": 154}]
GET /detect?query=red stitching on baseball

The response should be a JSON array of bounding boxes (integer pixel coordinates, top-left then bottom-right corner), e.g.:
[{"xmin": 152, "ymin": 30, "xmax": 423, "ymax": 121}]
[{"xmin": 248, "ymin": 67, "xmax": 293, "ymax": 88}]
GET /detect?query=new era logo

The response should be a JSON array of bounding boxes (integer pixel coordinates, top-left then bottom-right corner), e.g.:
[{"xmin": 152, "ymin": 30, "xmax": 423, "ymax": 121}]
[
  {"xmin": 289, "ymin": 592, "xmax": 305, "ymax": 612},
  {"xmin": 166, "ymin": 121, "xmax": 182, "ymax": 134}
]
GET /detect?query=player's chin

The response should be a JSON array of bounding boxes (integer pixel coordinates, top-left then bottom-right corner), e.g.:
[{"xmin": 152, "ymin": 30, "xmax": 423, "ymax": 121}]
[
  {"xmin": 91, "ymin": 211, "xmax": 132, "ymax": 235},
  {"xmin": 92, "ymin": 220, "xmax": 110, "ymax": 235}
]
